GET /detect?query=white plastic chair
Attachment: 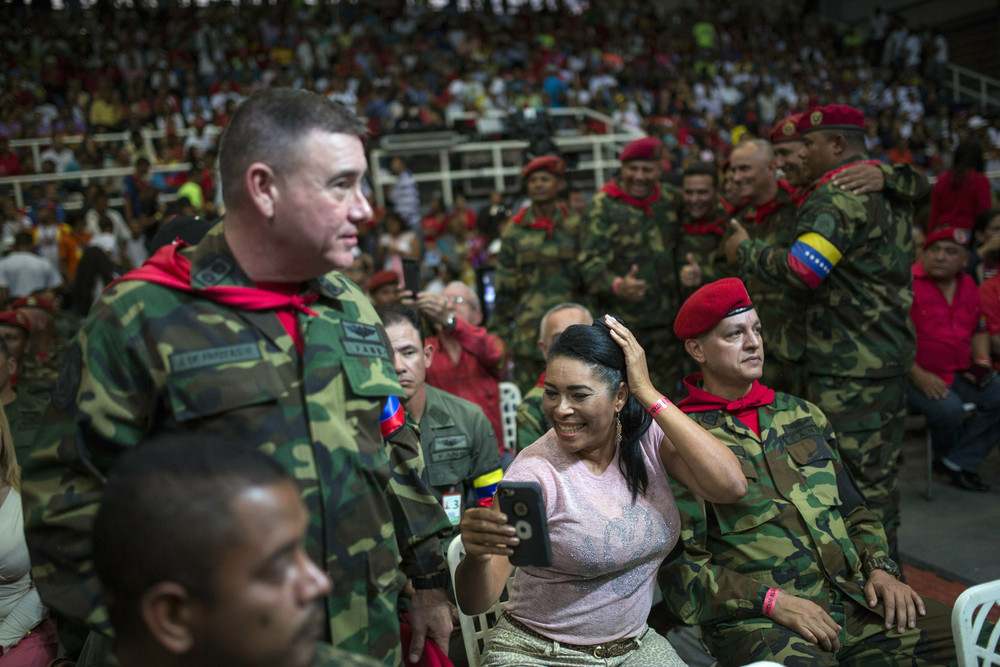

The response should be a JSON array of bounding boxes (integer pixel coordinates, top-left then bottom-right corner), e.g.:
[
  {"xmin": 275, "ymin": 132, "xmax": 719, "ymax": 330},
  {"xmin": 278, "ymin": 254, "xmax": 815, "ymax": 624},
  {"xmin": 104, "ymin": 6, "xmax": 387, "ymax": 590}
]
[
  {"xmin": 446, "ymin": 536, "xmax": 512, "ymax": 667},
  {"xmin": 952, "ymin": 578, "xmax": 1000, "ymax": 666},
  {"xmin": 498, "ymin": 381, "xmax": 522, "ymax": 456}
]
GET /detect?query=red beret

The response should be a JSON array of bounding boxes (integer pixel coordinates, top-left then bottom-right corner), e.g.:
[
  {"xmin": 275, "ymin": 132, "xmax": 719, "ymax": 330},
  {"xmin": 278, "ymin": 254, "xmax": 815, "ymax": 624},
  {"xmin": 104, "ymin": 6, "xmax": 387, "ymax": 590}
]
[
  {"xmin": 924, "ymin": 226, "xmax": 971, "ymax": 249},
  {"xmin": 674, "ymin": 278, "xmax": 754, "ymax": 339},
  {"xmin": 0, "ymin": 310, "xmax": 31, "ymax": 334},
  {"xmin": 769, "ymin": 113, "xmax": 803, "ymax": 144},
  {"xmin": 522, "ymin": 155, "xmax": 566, "ymax": 179},
  {"xmin": 368, "ymin": 270, "xmax": 400, "ymax": 292},
  {"xmin": 798, "ymin": 105, "xmax": 865, "ymax": 135},
  {"xmin": 12, "ymin": 296, "xmax": 56, "ymax": 313},
  {"xmin": 618, "ymin": 136, "xmax": 664, "ymax": 162}
]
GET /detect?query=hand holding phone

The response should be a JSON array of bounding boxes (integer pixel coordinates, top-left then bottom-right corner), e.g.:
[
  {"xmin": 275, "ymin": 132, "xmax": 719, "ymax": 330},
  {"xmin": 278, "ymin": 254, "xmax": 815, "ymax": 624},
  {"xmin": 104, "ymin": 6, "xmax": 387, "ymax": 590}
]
[
  {"xmin": 497, "ymin": 482, "xmax": 553, "ymax": 567},
  {"xmin": 402, "ymin": 257, "xmax": 421, "ymax": 296}
]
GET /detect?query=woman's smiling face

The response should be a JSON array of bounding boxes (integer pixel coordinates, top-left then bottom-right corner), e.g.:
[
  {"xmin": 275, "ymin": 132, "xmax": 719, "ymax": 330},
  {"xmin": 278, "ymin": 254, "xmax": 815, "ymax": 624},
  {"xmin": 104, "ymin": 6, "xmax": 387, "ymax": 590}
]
[{"xmin": 542, "ymin": 356, "xmax": 626, "ymax": 458}]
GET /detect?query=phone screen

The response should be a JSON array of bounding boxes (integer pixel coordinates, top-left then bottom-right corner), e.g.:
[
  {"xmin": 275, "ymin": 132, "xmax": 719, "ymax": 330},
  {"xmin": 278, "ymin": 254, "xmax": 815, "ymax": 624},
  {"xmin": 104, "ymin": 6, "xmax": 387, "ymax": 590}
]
[{"xmin": 402, "ymin": 258, "xmax": 421, "ymax": 295}]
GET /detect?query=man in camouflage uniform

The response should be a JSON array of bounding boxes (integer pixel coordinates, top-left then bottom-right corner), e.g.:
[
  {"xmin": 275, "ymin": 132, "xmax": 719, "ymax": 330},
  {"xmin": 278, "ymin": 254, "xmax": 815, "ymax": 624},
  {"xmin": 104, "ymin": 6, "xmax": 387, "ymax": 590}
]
[
  {"xmin": 725, "ymin": 104, "xmax": 917, "ymax": 561},
  {"xmin": 578, "ymin": 136, "xmax": 684, "ymax": 396},
  {"xmin": 661, "ymin": 279, "xmax": 955, "ymax": 667},
  {"xmin": 0, "ymin": 332, "xmax": 48, "ymax": 462},
  {"xmin": 22, "ymin": 89, "xmax": 452, "ymax": 666},
  {"xmin": 488, "ymin": 155, "xmax": 583, "ymax": 395},
  {"xmin": 11, "ymin": 295, "xmax": 67, "ymax": 393},
  {"xmin": 677, "ymin": 161, "xmax": 731, "ymax": 292},
  {"xmin": 515, "ymin": 302, "xmax": 592, "ymax": 451},
  {"xmin": 0, "ymin": 310, "xmax": 31, "ymax": 385}
]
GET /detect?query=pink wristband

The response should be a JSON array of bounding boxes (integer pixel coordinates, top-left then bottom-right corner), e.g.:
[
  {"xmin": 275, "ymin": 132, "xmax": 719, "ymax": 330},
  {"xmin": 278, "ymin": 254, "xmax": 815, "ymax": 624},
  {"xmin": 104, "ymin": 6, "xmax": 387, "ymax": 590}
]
[
  {"xmin": 762, "ymin": 588, "xmax": 779, "ymax": 618},
  {"xmin": 647, "ymin": 397, "xmax": 671, "ymax": 417},
  {"xmin": 612, "ymin": 277, "xmax": 624, "ymax": 295}
]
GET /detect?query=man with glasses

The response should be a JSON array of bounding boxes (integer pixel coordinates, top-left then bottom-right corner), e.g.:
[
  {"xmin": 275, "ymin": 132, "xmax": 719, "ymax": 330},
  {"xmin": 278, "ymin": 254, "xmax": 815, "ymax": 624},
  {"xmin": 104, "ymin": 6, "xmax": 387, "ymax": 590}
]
[{"xmin": 413, "ymin": 281, "xmax": 509, "ymax": 463}]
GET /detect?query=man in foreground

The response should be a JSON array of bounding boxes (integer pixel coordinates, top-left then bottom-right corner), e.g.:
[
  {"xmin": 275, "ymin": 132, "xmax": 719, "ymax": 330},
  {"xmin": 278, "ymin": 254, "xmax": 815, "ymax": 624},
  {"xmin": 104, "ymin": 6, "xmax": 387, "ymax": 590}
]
[{"xmin": 661, "ymin": 278, "xmax": 955, "ymax": 666}]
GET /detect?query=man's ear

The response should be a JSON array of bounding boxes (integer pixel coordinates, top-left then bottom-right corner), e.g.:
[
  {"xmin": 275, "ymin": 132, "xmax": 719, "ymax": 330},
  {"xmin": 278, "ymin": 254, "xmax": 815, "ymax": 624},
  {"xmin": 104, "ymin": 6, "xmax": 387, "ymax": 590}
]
[
  {"xmin": 245, "ymin": 162, "xmax": 278, "ymax": 219},
  {"xmin": 423, "ymin": 343, "xmax": 435, "ymax": 369},
  {"xmin": 685, "ymin": 338, "xmax": 706, "ymax": 365},
  {"xmin": 832, "ymin": 133, "xmax": 848, "ymax": 157},
  {"xmin": 140, "ymin": 582, "xmax": 199, "ymax": 655}
]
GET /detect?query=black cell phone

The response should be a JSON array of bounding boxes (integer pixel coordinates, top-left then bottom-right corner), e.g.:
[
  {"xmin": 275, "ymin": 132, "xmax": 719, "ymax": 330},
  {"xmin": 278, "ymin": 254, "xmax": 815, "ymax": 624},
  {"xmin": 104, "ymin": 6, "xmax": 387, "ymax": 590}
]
[
  {"xmin": 402, "ymin": 257, "xmax": 421, "ymax": 295},
  {"xmin": 497, "ymin": 481, "xmax": 552, "ymax": 567}
]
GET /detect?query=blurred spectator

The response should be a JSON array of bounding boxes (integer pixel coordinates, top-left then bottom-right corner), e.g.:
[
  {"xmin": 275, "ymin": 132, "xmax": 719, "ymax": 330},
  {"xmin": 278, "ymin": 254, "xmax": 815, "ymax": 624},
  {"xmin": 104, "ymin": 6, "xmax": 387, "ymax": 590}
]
[
  {"xmin": 968, "ymin": 208, "xmax": 1000, "ymax": 284},
  {"xmin": 367, "ymin": 269, "xmax": 402, "ymax": 308},
  {"xmin": 388, "ymin": 157, "xmax": 421, "ymax": 230},
  {"xmin": 420, "ymin": 196, "xmax": 448, "ymax": 244},
  {"xmin": 376, "ymin": 209, "xmax": 419, "ymax": 275},
  {"xmin": 476, "ymin": 190, "xmax": 511, "ymax": 242},
  {"xmin": 0, "ymin": 138, "xmax": 22, "ymax": 177},
  {"xmin": 929, "ymin": 138, "xmax": 993, "ymax": 232},
  {"xmin": 84, "ymin": 189, "xmax": 130, "ymax": 245},
  {"xmin": 38, "ymin": 132, "xmax": 77, "ymax": 173}
]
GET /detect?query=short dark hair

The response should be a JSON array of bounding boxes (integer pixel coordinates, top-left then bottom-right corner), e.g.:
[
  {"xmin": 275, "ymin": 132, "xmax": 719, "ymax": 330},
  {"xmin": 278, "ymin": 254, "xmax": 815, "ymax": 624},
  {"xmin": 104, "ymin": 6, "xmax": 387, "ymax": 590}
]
[
  {"xmin": 93, "ymin": 436, "xmax": 288, "ymax": 639},
  {"xmin": 14, "ymin": 231, "xmax": 34, "ymax": 248},
  {"xmin": 218, "ymin": 87, "xmax": 368, "ymax": 207},
  {"xmin": 377, "ymin": 304, "xmax": 424, "ymax": 343},
  {"xmin": 683, "ymin": 161, "xmax": 719, "ymax": 187}
]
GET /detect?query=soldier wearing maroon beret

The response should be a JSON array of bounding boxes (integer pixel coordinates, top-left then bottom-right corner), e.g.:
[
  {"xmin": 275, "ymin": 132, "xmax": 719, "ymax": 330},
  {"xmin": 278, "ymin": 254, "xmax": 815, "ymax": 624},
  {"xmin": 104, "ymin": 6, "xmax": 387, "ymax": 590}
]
[
  {"xmin": 489, "ymin": 153, "xmax": 584, "ymax": 393},
  {"xmin": 724, "ymin": 102, "xmax": 919, "ymax": 559},
  {"xmin": 0, "ymin": 310, "xmax": 31, "ymax": 381},
  {"xmin": 578, "ymin": 135, "xmax": 686, "ymax": 395}
]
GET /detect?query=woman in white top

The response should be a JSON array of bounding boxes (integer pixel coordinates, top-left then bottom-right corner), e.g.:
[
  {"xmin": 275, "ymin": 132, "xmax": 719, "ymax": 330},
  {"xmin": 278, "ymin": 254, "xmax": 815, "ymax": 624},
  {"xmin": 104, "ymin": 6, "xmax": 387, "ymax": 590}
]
[
  {"xmin": 455, "ymin": 316, "xmax": 747, "ymax": 666},
  {"xmin": 0, "ymin": 395, "xmax": 58, "ymax": 664}
]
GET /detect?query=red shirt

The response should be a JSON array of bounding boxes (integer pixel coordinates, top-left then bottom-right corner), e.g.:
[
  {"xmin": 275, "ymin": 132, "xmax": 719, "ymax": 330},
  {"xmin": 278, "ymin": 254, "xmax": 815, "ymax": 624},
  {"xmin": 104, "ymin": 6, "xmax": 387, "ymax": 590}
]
[
  {"xmin": 980, "ymin": 272, "xmax": 1000, "ymax": 371},
  {"xmin": 911, "ymin": 263, "xmax": 987, "ymax": 384},
  {"xmin": 426, "ymin": 317, "xmax": 508, "ymax": 453},
  {"xmin": 928, "ymin": 170, "xmax": 992, "ymax": 232}
]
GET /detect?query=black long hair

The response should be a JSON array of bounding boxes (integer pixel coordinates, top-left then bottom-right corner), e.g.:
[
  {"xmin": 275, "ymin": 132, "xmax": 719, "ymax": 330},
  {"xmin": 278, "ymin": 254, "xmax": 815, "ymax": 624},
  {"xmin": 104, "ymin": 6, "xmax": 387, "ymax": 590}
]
[
  {"xmin": 547, "ymin": 316, "xmax": 652, "ymax": 503},
  {"xmin": 951, "ymin": 138, "xmax": 984, "ymax": 189}
]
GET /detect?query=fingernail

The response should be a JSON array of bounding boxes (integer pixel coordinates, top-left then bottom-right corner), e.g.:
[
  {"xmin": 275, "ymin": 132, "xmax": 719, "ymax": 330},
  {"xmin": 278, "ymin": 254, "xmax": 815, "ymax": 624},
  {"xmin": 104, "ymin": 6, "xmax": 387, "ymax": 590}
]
[{"xmin": 409, "ymin": 654, "xmax": 419, "ymax": 663}]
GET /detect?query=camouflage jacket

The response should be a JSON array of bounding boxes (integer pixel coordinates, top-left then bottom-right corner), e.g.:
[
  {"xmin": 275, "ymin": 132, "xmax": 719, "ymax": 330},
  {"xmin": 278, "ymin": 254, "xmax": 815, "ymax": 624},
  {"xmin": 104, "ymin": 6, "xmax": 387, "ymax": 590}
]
[
  {"xmin": 736, "ymin": 154, "xmax": 916, "ymax": 378},
  {"xmin": 4, "ymin": 388, "xmax": 48, "ymax": 462},
  {"xmin": 19, "ymin": 337, "xmax": 67, "ymax": 393},
  {"xmin": 21, "ymin": 224, "xmax": 451, "ymax": 665},
  {"xmin": 578, "ymin": 182, "xmax": 682, "ymax": 329},
  {"xmin": 662, "ymin": 386, "xmax": 890, "ymax": 628},
  {"xmin": 488, "ymin": 203, "xmax": 583, "ymax": 365},
  {"xmin": 515, "ymin": 380, "xmax": 547, "ymax": 452},
  {"xmin": 676, "ymin": 202, "xmax": 732, "ymax": 300}
]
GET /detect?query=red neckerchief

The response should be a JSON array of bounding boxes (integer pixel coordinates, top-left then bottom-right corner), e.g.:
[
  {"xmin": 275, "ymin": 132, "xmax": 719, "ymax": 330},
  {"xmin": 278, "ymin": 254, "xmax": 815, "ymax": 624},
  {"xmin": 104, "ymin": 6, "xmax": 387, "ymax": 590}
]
[
  {"xmin": 742, "ymin": 181, "xmax": 796, "ymax": 227},
  {"xmin": 797, "ymin": 159, "xmax": 882, "ymax": 207},
  {"xmin": 677, "ymin": 373, "xmax": 775, "ymax": 437},
  {"xmin": 600, "ymin": 179, "xmax": 660, "ymax": 216},
  {"xmin": 535, "ymin": 371, "xmax": 545, "ymax": 387},
  {"xmin": 682, "ymin": 216, "xmax": 727, "ymax": 236},
  {"xmin": 110, "ymin": 241, "xmax": 320, "ymax": 352},
  {"xmin": 721, "ymin": 196, "xmax": 739, "ymax": 216},
  {"xmin": 511, "ymin": 203, "xmax": 567, "ymax": 239}
]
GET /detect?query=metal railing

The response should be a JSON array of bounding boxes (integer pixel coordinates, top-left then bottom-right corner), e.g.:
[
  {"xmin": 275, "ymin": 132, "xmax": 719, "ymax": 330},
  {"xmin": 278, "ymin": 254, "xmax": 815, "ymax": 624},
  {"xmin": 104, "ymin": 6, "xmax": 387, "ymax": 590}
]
[{"xmin": 947, "ymin": 63, "xmax": 1000, "ymax": 111}]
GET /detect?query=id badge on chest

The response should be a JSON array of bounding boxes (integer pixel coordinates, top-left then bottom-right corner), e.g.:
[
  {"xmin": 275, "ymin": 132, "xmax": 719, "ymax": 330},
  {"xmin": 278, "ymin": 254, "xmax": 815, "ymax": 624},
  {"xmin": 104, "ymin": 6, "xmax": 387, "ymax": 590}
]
[{"xmin": 442, "ymin": 492, "xmax": 462, "ymax": 526}]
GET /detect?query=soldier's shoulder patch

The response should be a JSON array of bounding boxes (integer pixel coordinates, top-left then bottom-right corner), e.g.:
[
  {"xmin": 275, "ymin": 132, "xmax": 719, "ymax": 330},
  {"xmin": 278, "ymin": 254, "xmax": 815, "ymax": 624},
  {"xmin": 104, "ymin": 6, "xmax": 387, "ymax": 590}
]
[{"xmin": 193, "ymin": 253, "xmax": 234, "ymax": 286}]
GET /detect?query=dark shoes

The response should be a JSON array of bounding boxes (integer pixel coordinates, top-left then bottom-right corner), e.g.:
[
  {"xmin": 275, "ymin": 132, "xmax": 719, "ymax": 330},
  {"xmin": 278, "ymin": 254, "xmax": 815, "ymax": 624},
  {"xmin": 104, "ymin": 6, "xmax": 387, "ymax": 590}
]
[{"xmin": 933, "ymin": 460, "xmax": 991, "ymax": 492}]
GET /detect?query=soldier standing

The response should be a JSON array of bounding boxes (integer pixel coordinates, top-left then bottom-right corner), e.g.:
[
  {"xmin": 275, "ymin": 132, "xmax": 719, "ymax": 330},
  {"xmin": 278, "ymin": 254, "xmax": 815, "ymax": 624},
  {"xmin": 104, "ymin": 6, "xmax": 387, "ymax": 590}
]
[
  {"xmin": 725, "ymin": 104, "xmax": 916, "ymax": 559},
  {"xmin": 578, "ymin": 137, "xmax": 684, "ymax": 396},
  {"xmin": 22, "ymin": 89, "xmax": 453, "ymax": 666},
  {"xmin": 488, "ymin": 155, "xmax": 583, "ymax": 394}
]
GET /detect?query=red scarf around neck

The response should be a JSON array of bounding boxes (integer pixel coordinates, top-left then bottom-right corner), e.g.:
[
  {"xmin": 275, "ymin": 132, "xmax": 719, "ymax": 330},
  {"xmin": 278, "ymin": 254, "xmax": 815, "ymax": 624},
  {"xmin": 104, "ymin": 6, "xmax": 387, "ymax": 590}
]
[
  {"xmin": 683, "ymin": 216, "xmax": 727, "ymax": 236},
  {"xmin": 797, "ymin": 159, "xmax": 882, "ymax": 207},
  {"xmin": 601, "ymin": 180, "xmax": 661, "ymax": 216},
  {"xmin": 677, "ymin": 373, "xmax": 775, "ymax": 436},
  {"xmin": 511, "ymin": 203, "xmax": 567, "ymax": 239}
]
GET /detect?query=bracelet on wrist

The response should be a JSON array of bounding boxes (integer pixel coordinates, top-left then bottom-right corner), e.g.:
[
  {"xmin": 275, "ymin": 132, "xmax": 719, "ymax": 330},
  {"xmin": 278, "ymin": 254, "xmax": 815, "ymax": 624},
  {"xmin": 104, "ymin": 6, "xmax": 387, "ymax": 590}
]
[
  {"xmin": 762, "ymin": 587, "xmax": 779, "ymax": 618},
  {"xmin": 973, "ymin": 357, "xmax": 992, "ymax": 366},
  {"xmin": 612, "ymin": 277, "xmax": 623, "ymax": 296},
  {"xmin": 647, "ymin": 396, "xmax": 672, "ymax": 417}
]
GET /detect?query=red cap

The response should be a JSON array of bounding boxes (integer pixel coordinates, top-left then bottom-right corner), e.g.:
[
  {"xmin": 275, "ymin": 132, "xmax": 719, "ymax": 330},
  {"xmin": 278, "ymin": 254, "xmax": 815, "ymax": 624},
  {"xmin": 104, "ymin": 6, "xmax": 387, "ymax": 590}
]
[
  {"xmin": 521, "ymin": 155, "xmax": 566, "ymax": 179},
  {"xmin": 924, "ymin": 226, "xmax": 971, "ymax": 249},
  {"xmin": 798, "ymin": 105, "xmax": 865, "ymax": 135},
  {"xmin": 769, "ymin": 113, "xmax": 803, "ymax": 144},
  {"xmin": 0, "ymin": 310, "xmax": 31, "ymax": 334},
  {"xmin": 618, "ymin": 137, "xmax": 664, "ymax": 162},
  {"xmin": 674, "ymin": 278, "xmax": 753, "ymax": 339},
  {"xmin": 368, "ymin": 270, "xmax": 400, "ymax": 292},
  {"xmin": 12, "ymin": 295, "xmax": 56, "ymax": 313}
]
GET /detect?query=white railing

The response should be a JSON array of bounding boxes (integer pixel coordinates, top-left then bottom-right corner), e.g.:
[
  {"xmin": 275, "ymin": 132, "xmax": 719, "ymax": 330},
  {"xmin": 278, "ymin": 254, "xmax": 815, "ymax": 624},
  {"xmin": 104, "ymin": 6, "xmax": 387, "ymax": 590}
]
[{"xmin": 948, "ymin": 63, "xmax": 1000, "ymax": 111}]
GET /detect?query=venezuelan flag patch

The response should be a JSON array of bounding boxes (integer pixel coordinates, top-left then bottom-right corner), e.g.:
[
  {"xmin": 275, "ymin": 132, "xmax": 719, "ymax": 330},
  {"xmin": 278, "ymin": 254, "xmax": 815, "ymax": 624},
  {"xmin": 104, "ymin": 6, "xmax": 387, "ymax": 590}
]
[
  {"xmin": 788, "ymin": 232, "xmax": 842, "ymax": 288},
  {"xmin": 473, "ymin": 469, "xmax": 503, "ymax": 507},
  {"xmin": 379, "ymin": 395, "xmax": 406, "ymax": 438}
]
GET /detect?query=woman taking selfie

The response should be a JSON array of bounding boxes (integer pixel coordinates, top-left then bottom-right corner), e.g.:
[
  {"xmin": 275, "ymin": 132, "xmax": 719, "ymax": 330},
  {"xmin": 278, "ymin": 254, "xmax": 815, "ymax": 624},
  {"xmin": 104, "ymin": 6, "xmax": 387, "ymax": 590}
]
[{"xmin": 455, "ymin": 315, "xmax": 746, "ymax": 665}]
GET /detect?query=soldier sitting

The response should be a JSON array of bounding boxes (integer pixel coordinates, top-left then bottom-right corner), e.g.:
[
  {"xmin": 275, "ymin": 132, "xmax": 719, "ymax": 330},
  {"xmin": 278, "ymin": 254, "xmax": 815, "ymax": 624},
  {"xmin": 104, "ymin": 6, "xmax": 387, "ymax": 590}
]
[
  {"xmin": 660, "ymin": 278, "xmax": 956, "ymax": 666},
  {"xmin": 91, "ymin": 436, "xmax": 378, "ymax": 667}
]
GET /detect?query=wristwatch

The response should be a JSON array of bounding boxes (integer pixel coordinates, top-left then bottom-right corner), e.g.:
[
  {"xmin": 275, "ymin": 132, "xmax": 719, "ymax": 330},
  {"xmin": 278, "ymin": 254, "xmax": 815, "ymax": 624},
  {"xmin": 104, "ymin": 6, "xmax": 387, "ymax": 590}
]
[
  {"xmin": 863, "ymin": 555, "xmax": 902, "ymax": 579},
  {"xmin": 412, "ymin": 571, "xmax": 451, "ymax": 590},
  {"xmin": 443, "ymin": 314, "xmax": 457, "ymax": 332}
]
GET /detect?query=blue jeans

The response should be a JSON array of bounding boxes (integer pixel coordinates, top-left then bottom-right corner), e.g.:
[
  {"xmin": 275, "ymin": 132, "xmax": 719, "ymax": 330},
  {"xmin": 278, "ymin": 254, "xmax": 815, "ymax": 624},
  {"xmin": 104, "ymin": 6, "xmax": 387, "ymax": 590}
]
[{"xmin": 906, "ymin": 372, "xmax": 1000, "ymax": 472}]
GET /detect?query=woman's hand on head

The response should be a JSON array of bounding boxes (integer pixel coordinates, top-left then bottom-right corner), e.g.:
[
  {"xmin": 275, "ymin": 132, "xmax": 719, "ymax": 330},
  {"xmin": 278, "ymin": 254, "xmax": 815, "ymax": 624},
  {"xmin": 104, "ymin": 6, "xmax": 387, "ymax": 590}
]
[
  {"xmin": 603, "ymin": 314, "xmax": 656, "ymax": 402},
  {"xmin": 459, "ymin": 504, "xmax": 519, "ymax": 563}
]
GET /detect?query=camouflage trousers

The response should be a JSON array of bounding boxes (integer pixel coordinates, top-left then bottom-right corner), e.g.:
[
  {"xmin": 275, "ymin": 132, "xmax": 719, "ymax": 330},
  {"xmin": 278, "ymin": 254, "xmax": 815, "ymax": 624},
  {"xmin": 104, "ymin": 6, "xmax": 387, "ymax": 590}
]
[
  {"xmin": 634, "ymin": 325, "xmax": 687, "ymax": 402},
  {"xmin": 705, "ymin": 593, "xmax": 955, "ymax": 666},
  {"xmin": 806, "ymin": 374, "xmax": 906, "ymax": 561}
]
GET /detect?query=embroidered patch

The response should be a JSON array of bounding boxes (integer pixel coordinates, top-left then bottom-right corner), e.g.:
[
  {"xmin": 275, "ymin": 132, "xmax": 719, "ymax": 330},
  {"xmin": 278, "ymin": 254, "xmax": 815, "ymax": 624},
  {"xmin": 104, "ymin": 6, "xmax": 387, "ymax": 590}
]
[
  {"xmin": 341, "ymin": 321, "xmax": 390, "ymax": 360},
  {"xmin": 169, "ymin": 343, "xmax": 261, "ymax": 373},
  {"xmin": 782, "ymin": 121, "xmax": 796, "ymax": 136},
  {"xmin": 193, "ymin": 255, "xmax": 233, "ymax": 286},
  {"xmin": 431, "ymin": 436, "xmax": 470, "ymax": 463},
  {"xmin": 810, "ymin": 110, "xmax": 823, "ymax": 127}
]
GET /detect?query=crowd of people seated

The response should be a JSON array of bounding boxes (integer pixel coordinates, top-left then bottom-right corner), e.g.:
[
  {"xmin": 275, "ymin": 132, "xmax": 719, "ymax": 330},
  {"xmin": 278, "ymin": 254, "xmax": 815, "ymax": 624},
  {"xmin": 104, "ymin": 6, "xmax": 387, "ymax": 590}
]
[{"xmin": 0, "ymin": 1, "xmax": 998, "ymax": 666}]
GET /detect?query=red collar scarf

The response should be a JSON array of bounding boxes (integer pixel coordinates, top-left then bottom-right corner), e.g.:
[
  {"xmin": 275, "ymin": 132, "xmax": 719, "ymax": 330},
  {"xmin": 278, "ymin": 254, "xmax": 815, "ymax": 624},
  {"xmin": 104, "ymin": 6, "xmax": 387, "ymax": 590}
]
[
  {"xmin": 798, "ymin": 160, "xmax": 882, "ymax": 207},
  {"xmin": 512, "ymin": 203, "xmax": 568, "ymax": 239},
  {"xmin": 742, "ymin": 181, "xmax": 796, "ymax": 227},
  {"xmin": 601, "ymin": 180, "xmax": 661, "ymax": 216},
  {"xmin": 677, "ymin": 373, "xmax": 775, "ymax": 436},
  {"xmin": 683, "ymin": 216, "xmax": 727, "ymax": 236}
]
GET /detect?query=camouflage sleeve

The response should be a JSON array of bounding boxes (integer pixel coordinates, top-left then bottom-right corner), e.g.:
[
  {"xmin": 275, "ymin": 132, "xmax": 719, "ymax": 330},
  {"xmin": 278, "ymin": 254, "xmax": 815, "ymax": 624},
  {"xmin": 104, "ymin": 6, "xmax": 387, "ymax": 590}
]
[
  {"xmin": 737, "ymin": 191, "xmax": 850, "ymax": 292},
  {"xmin": 659, "ymin": 479, "xmax": 770, "ymax": 626},
  {"xmin": 577, "ymin": 196, "xmax": 619, "ymax": 300},
  {"xmin": 515, "ymin": 392, "xmax": 546, "ymax": 452},
  {"xmin": 450, "ymin": 317, "xmax": 508, "ymax": 379},
  {"xmin": 833, "ymin": 451, "xmax": 892, "ymax": 564},
  {"xmin": 384, "ymin": 419, "xmax": 452, "ymax": 578},
  {"xmin": 486, "ymin": 224, "xmax": 518, "ymax": 341},
  {"xmin": 880, "ymin": 163, "xmax": 931, "ymax": 203}
]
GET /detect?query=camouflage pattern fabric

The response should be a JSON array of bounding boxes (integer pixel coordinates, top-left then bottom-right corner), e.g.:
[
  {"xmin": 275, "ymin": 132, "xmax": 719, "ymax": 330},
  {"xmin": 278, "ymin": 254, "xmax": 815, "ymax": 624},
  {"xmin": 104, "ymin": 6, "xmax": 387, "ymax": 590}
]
[
  {"xmin": 21, "ymin": 224, "xmax": 451, "ymax": 666},
  {"xmin": 314, "ymin": 641, "xmax": 387, "ymax": 666},
  {"xmin": 4, "ymin": 388, "xmax": 48, "ymax": 462},
  {"xmin": 676, "ymin": 203, "xmax": 734, "ymax": 298},
  {"xmin": 807, "ymin": 373, "xmax": 907, "ymax": 562},
  {"xmin": 488, "ymin": 205, "xmax": 583, "ymax": 395},
  {"xmin": 515, "ymin": 382, "xmax": 547, "ymax": 452},
  {"xmin": 661, "ymin": 389, "xmax": 955, "ymax": 666},
  {"xmin": 18, "ymin": 338, "xmax": 67, "ymax": 394},
  {"xmin": 578, "ymin": 184, "xmax": 684, "ymax": 394},
  {"xmin": 881, "ymin": 162, "xmax": 932, "ymax": 203}
]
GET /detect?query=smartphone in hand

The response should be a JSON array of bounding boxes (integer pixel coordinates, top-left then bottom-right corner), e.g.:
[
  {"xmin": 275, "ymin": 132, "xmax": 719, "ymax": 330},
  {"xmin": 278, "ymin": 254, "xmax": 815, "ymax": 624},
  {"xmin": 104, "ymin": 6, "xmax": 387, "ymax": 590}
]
[
  {"xmin": 498, "ymin": 481, "xmax": 553, "ymax": 567},
  {"xmin": 402, "ymin": 257, "xmax": 421, "ymax": 295}
]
